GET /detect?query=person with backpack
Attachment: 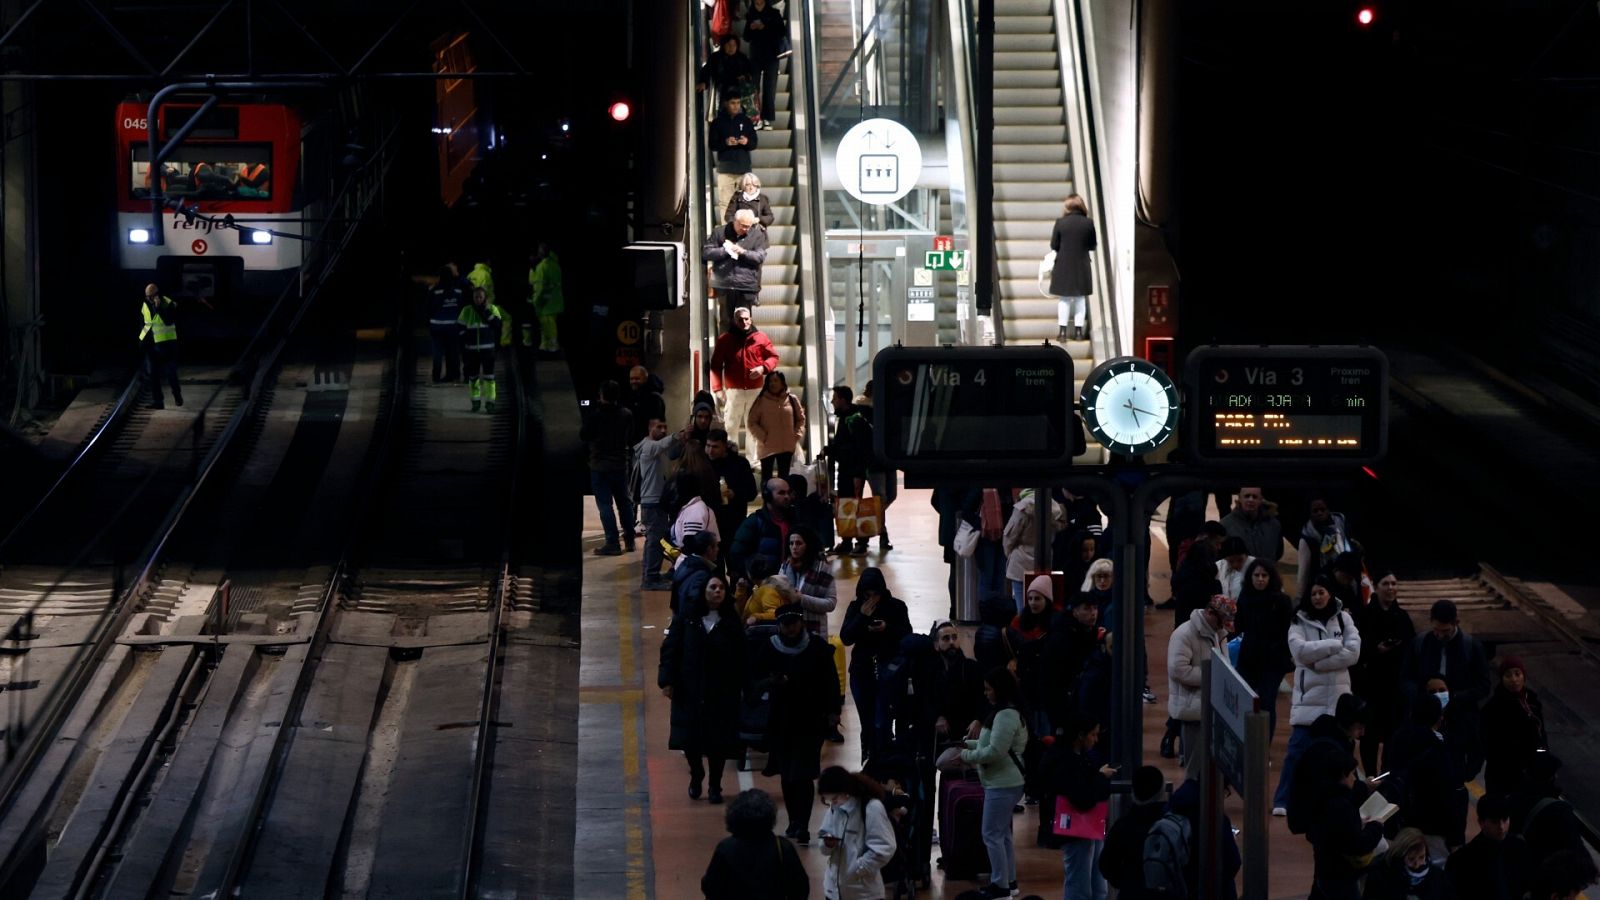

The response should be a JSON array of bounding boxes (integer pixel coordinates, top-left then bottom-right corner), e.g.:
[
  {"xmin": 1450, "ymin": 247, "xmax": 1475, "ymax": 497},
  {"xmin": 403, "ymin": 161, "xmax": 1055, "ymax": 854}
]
[
  {"xmin": 816, "ymin": 767, "xmax": 897, "ymax": 900},
  {"xmin": 1100, "ymin": 766, "xmax": 1168, "ymax": 898},
  {"xmin": 1142, "ymin": 780, "xmax": 1200, "ymax": 899},
  {"xmin": 1039, "ymin": 712, "xmax": 1115, "ymax": 900},
  {"xmin": 959, "ymin": 668, "xmax": 1030, "ymax": 899},
  {"xmin": 700, "ymin": 788, "xmax": 811, "ymax": 899},
  {"xmin": 1306, "ymin": 752, "xmax": 1386, "ymax": 900}
]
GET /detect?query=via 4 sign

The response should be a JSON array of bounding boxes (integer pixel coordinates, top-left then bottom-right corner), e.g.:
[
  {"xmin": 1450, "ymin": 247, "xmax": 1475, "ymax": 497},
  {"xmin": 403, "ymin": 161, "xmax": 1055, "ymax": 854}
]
[{"xmin": 835, "ymin": 118, "xmax": 923, "ymax": 206}]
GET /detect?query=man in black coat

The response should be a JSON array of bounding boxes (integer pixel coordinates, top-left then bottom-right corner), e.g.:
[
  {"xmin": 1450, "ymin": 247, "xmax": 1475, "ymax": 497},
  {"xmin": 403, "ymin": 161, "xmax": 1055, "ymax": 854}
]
[
  {"xmin": 707, "ymin": 428, "xmax": 759, "ymax": 541},
  {"xmin": 1446, "ymin": 794, "xmax": 1531, "ymax": 900},
  {"xmin": 729, "ymin": 477, "xmax": 793, "ymax": 582},
  {"xmin": 703, "ymin": 207, "xmax": 768, "ymax": 329},
  {"xmin": 1508, "ymin": 752, "xmax": 1587, "ymax": 869},
  {"xmin": 1354, "ymin": 571, "xmax": 1416, "ymax": 774},
  {"xmin": 706, "ymin": 91, "xmax": 758, "ymax": 221},
  {"xmin": 1400, "ymin": 599, "xmax": 1491, "ymax": 714},
  {"xmin": 749, "ymin": 604, "xmax": 842, "ymax": 844}
]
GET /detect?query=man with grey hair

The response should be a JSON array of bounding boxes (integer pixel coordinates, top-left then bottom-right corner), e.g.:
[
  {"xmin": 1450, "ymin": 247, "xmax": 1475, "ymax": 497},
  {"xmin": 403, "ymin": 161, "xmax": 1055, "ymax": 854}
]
[
  {"xmin": 709, "ymin": 307, "xmax": 779, "ymax": 463},
  {"xmin": 703, "ymin": 206, "xmax": 768, "ymax": 329}
]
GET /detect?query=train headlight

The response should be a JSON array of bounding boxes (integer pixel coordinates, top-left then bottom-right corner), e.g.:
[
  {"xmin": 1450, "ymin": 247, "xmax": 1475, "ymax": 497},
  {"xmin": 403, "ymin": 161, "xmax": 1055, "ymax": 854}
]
[
  {"xmin": 127, "ymin": 228, "xmax": 152, "ymax": 244},
  {"xmin": 248, "ymin": 230, "xmax": 273, "ymax": 245}
]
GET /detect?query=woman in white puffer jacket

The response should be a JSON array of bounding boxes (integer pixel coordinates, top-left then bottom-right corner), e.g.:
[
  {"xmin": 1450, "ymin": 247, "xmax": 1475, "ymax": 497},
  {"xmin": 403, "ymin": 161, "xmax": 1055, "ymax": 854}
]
[{"xmin": 1272, "ymin": 573, "xmax": 1361, "ymax": 814}]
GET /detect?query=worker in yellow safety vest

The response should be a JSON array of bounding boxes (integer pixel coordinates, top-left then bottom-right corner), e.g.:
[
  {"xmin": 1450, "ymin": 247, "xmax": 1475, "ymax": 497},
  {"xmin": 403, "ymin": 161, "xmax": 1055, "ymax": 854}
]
[
  {"xmin": 457, "ymin": 287, "xmax": 505, "ymax": 413},
  {"xmin": 139, "ymin": 283, "xmax": 183, "ymax": 409},
  {"xmin": 527, "ymin": 242, "xmax": 564, "ymax": 353}
]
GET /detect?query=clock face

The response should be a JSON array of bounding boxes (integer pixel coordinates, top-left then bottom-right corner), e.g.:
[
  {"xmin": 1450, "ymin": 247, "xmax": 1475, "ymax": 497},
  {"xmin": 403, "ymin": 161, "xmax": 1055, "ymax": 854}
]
[{"xmin": 1080, "ymin": 357, "xmax": 1180, "ymax": 455}]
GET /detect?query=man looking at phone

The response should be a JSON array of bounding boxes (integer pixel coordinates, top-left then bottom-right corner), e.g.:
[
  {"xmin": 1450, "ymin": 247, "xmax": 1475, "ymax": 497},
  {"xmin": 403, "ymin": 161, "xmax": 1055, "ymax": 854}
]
[
  {"xmin": 1354, "ymin": 570, "xmax": 1415, "ymax": 775},
  {"xmin": 703, "ymin": 208, "xmax": 768, "ymax": 330}
]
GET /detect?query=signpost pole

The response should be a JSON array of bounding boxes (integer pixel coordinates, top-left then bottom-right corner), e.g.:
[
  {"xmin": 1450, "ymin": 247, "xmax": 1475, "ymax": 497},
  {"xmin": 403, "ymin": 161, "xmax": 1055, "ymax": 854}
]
[
  {"xmin": 1199, "ymin": 656, "xmax": 1220, "ymax": 900},
  {"xmin": 1244, "ymin": 711, "xmax": 1271, "ymax": 900}
]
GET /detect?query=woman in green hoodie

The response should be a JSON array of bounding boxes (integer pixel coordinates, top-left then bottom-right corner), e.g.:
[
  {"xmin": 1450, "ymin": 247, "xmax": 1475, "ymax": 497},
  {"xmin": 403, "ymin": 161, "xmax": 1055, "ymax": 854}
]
[{"xmin": 961, "ymin": 667, "xmax": 1029, "ymax": 898}]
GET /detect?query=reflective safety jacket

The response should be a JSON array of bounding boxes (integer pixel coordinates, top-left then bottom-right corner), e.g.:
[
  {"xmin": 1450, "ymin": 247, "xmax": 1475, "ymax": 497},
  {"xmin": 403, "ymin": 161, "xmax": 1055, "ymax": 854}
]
[
  {"xmin": 466, "ymin": 263, "xmax": 495, "ymax": 304},
  {"xmin": 529, "ymin": 253, "xmax": 564, "ymax": 316},
  {"xmin": 457, "ymin": 302, "xmax": 505, "ymax": 352},
  {"xmin": 140, "ymin": 297, "xmax": 178, "ymax": 344}
]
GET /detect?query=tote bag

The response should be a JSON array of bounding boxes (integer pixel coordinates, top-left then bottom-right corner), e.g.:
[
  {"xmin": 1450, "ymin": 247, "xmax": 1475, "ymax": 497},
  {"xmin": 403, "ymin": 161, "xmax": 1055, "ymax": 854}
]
[{"xmin": 1052, "ymin": 796, "xmax": 1109, "ymax": 840}]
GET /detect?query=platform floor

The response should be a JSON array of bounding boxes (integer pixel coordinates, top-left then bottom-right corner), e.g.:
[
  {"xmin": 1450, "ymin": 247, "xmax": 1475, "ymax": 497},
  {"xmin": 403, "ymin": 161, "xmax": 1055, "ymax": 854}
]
[{"xmin": 574, "ymin": 486, "xmax": 1425, "ymax": 899}]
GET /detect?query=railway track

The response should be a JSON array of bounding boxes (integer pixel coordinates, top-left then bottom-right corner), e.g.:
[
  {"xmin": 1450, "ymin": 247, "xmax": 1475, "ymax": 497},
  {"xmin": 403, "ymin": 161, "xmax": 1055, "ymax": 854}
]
[{"xmin": 0, "ymin": 342, "xmax": 527, "ymax": 898}]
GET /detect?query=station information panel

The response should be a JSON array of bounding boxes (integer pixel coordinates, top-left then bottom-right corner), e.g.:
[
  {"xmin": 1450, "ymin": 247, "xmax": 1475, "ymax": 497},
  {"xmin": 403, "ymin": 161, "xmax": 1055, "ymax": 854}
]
[
  {"xmin": 873, "ymin": 345, "xmax": 1075, "ymax": 475},
  {"xmin": 1185, "ymin": 346, "xmax": 1388, "ymax": 465}
]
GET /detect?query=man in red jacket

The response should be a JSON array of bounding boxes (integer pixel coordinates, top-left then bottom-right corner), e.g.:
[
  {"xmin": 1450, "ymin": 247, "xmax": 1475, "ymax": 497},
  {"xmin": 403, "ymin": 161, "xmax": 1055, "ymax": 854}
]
[{"xmin": 710, "ymin": 307, "xmax": 780, "ymax": 464}]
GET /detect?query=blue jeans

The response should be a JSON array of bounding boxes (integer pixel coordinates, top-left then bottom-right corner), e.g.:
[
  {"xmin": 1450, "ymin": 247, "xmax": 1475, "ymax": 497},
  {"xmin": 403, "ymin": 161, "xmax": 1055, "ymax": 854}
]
[
  {"xmin": 980, "ymin": 783, "xmax": 1025, "ymax": 888},
  {"xmin": 975, "ymin": 539, "xmax": 1007, "ymax": 600},
  {"xmin": 641, "ymin": 503, "xmax": 669, "ymax": 583},
  {"xmin": 1010, "ymin": 578, "xmax": 1024, "ymax": 614},
  {"xmin": 1062, "ymin": 838, "xmax": 1107, "ymax": 900},
  {"xmin": 1273, "ymin": 723, "xmax": 1315, "ymax": 809},
  {"xmin": 591, "ymin": 469, "xmax": 635, "ymax": 547}
]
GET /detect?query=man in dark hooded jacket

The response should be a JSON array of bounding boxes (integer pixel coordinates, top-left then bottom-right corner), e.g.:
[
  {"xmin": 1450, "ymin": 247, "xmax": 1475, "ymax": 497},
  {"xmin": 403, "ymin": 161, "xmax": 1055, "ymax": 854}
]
[
  {"xmin": 749, "ymin": 604, "xmax": 843, "ymax": 845},
  {"xmin": 1100, "ymin": 766, "xmax": 1169, "ymax": 897}
]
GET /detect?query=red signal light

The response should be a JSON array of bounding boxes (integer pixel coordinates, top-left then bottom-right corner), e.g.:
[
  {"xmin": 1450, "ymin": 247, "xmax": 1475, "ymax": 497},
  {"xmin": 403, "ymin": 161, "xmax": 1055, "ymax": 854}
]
[
  {"xmin": 609, "ymin": 101, "xmax": 631, "ymax": 123},
  {"xmin": 1356, "ymin": 7, "xmax": 1376, "ymax": 26}
]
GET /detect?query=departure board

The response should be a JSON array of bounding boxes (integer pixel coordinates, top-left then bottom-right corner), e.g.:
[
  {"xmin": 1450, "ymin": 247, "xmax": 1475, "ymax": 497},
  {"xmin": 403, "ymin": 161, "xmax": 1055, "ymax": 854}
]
[
  {"xmin": 1185, "ymin": 346, "xmax": 1388, "ymax": 465},
  {"xmin": 873, "ymin": 345, "xmax": 1075, "ymax": 474}
]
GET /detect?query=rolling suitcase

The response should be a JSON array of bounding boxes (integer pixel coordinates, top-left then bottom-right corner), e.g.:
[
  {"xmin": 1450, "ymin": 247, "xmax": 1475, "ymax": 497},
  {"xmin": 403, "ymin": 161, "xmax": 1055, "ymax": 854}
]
[{"xmin": 937, "ymin": 770, "xmax": 987, "ymax": 881}]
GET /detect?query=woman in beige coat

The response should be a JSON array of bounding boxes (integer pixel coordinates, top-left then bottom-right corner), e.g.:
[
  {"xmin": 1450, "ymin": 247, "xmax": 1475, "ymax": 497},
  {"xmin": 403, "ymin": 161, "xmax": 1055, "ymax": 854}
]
[{"xmin": 746, "ymin": 370, "xmax": 806, "ymax": 482}]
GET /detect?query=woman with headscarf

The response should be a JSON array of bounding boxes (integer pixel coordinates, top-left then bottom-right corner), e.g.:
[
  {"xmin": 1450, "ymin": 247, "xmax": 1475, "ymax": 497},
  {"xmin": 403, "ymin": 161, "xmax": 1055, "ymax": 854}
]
[
  {"xmin": 1273, "ymin": 573, "xmax": 1362, "ymax": 817},
  {"xmin": 839, "ymin": 567, "xmax": 911, "ymax": 758},
  {"xmin": 1480, "ymin": 655, "xmax": 1548, "ymax": 799}
]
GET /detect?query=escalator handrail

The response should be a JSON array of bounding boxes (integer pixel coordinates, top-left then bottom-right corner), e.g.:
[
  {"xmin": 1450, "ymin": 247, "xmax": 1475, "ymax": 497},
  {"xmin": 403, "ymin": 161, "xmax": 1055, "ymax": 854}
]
[{"xmin": 791, "ymin": 0, "xmax": 832, "ymax": 454}]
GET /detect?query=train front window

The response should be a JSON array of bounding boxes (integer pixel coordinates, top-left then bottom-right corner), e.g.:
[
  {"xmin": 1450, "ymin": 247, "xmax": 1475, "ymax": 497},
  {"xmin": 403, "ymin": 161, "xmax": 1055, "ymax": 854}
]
[{"xmin": 131, "ymin": 144, "xmax": 272, "ymax": 201}]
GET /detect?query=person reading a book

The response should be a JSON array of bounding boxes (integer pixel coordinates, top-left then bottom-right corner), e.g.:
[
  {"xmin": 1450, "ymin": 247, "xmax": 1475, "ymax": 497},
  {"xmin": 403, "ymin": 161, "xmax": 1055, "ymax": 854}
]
[{"xmin": 1305, "ymin": 752, "xmax": 1385, "ymax": 900}]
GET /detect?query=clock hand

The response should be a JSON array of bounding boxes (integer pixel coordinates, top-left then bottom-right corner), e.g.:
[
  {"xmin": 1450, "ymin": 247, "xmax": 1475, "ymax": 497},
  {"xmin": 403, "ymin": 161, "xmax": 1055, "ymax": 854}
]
[
  {"xmin": 1123, "ymin": 399, "xmax": 1142, "ymax": 427},
  {"xmin": 1128, "ymin": 404, "xmax": 1160, "ymax": 418}
]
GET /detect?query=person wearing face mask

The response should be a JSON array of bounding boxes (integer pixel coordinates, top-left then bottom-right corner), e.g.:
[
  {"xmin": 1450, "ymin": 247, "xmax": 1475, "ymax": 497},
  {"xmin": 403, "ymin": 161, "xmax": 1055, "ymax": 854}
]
[
  {"xmin": 816, "ymin": 767, "xmax": 897, "ymax": 900},
  {"xmin": 1480, "ymin": 656, "xmax": 1547, "ymax": 799},
  {"xmin": 1273, "ymin": 574, "xmax": 1362, "ymax": 818},
  {"xmin": 1363, "ymin": 827, "xmax": 1451, "ymax": 900},
  {"xmin": 659, "ymin": 574, "xmax": 746, "ymax": 804},
  {"xmin": 750, "ymin": 603, "xmax": 844, "ymax": 845},
  {"xmin": 1400, "ymin": 599, "xmax": 1491, "ymax": 731},
  {"xmin": 1234, "ymin": 558, "xmax": 1295, "ymax": 741},
  {"xmin": 1353, "ymin": 570, "xmax": 1415, "ymax": 775},
  {"xmin": 839, "ymin": 567, "xmax": 912, "ymax": 758},
  {"xmin": 1383, "ymin": 693, "xmax": 1470, "ymax": 865}
]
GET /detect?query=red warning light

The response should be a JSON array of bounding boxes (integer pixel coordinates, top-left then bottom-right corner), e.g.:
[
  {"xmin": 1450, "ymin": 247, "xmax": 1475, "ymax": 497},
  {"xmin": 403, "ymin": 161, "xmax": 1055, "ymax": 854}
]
[
  {"xmin": 1356, "ymin": 7, "xmax": 1376, "ymax": 26},
  {"xmin": 608, "ymin": 101, "xmax": 631, "ymax": 123}
]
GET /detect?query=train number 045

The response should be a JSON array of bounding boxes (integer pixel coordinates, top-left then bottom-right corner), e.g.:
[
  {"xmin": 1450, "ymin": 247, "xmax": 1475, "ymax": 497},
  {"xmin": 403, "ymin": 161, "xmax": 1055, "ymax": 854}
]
[{"xmin": 122, "ymin": 117, "xmax": 148, "ymax": 131}]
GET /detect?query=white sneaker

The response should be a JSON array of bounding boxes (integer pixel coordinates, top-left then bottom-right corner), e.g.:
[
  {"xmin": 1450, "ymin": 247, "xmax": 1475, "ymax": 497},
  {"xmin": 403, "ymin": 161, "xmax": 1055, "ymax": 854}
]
[{"xmin": 1272, "ymin": 806, "xmax": 1287, "ymax": 817}]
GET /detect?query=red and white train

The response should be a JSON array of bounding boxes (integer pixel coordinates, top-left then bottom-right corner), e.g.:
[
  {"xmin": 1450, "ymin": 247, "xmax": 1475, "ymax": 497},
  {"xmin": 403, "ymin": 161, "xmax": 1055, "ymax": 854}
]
[{"xmin": 115, "ymin": 99, "xmax": 318, "ymax": 322}]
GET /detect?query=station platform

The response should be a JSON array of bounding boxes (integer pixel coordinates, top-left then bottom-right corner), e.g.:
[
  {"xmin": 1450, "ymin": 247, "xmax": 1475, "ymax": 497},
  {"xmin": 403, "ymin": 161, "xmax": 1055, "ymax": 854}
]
[{"xmin": 575, "ymin": 485, "xmax": 1344, "ymax": 899}]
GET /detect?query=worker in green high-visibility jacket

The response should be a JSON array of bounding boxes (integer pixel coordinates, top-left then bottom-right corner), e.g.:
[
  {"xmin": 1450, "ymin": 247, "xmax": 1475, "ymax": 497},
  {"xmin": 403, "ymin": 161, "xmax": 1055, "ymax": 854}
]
[
  {"xmin": 528, "ymin": 243, "xmax": 563, "ymax": 353},
  {"xmin": 138, "ymin": 283, "xmax": 183, "ymax": 409},
  {"xmin": 457, "ymin": 286, "xmax": 505, "ymax": 413}
]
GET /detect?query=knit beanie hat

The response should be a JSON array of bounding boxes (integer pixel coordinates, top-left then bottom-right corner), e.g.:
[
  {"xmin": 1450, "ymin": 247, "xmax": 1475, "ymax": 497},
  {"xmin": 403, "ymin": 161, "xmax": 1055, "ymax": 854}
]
[
  {"xmin": 1499, "ymin": 655, "xmax": 1526, "ymax": 677},
  {"xmin": 1026, "ymin": 575, "xmax": 1054, "ymax": 604}
]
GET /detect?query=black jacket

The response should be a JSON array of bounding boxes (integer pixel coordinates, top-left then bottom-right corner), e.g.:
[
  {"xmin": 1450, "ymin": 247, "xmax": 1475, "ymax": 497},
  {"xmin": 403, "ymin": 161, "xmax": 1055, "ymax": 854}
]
[
  {"xmin": 579, "ymin": 403, "xmax": 633, "ymax": 473},
  {"xmin": 1100, "ymin": 802, "xmax": 1167, "ymax": 894},
  {"xmin": 1047, "ymin": 211, "xmax": 1097, "ymax": 296},
  {"xmin": 1445, "ymin": 832, "xmax": 1530, "ymax": 900},
  {"xmin": 1235, "ymin": 586, "xmax": 1294, "ymax": 679},
  {"xmin": 839, "ymin": 569, "xmax": 913, "ymax": 677},
  {"xmin": 725, "ymin": 190, "xmax": 775, "ymax": 227},
  {"xmin": 698, "ymin": 47, "xmax": 755, "ymax": 92},
  {"xmin": 750, "ymin": 631, "xmax": 843, "ymax": 748},
  {"xmin": 1354, "ymin": 600, "xmax": 1416, "ymax": 712},
  {"xmin": 710, "ymin": 453, "xmax": 760, "ymax": 539},
  {"xmin": 1307, "ymin": 787, "xmax": 1385, "ymax": 888},
  {"xmin": 701, "ymin": 833, "xmax": 810, "ymax": 899},
  {"xmin": 704, "ymin": 221, "xmax": 769, "ymax": 293},
  {"xmin": 1037, "ymin": 743, "xmax": 1111, "ymax": 850},
  {"xmin": 1362, "ymin": 859, "xmax": 1451, "ymax": 900},
  {"xmin": 1480, "ymin": 686, "xmax": 1546, "ymax": 796},
  {"xmin": 742, "ymin": 5, "xmax": 787, "ymax": 62},
  {"xmin": 1509, "ymin": 784, "xmax": 1586, "ymax": 867},
  {"xmin": 1384, "ymin": 722, "xmax": 1469, "ymax": 844},
  {"xmin": 1401, "ymin": 629, "xmax": 1491, "ymax": 711},
  {"xmin": 623, "ymin": 378, "xmax": 666, "ymax": 446},
  {"xmin": 708, "ymin": 110, "xmax": 759, "ymax": 175},
  {"xmin": 658, "ymin": 612, "xmax": 745, "ymax": 756}
]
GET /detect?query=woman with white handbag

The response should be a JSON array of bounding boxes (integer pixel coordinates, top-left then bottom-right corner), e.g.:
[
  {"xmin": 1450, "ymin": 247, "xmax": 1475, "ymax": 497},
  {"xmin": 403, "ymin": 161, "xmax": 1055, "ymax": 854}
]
[{"xmin": 1046, "ymin": 194, "xmax": 1097, "ymax": 342}]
